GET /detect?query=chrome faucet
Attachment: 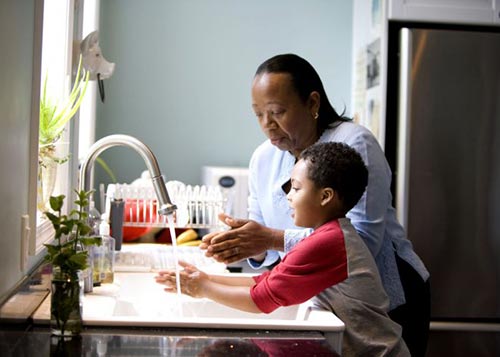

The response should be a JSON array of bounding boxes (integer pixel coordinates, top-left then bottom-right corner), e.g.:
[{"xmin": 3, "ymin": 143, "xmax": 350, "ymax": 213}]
[{"xmin": 79, "ymin": 134, "xmax": 177, "ymax": 215}]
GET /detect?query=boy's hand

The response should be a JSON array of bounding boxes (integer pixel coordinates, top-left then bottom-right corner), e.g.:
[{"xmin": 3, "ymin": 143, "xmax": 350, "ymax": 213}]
[{"xmin": 155, "ymin": 260, "xmax": 208, "ymax": 298}]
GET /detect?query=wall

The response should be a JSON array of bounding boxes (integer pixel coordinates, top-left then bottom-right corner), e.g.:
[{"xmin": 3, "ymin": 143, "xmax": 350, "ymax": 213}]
[
  {"xmin": 95, "ymin": 0, "xmax": 353, "ymax": 188},
  {"xmin": 0, "ymin": 0, "xmax": 39, "ymax": 301}
]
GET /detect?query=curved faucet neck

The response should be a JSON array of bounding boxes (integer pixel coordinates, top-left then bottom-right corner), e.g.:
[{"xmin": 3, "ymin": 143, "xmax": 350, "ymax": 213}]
[{"xmin": 79, "ymin": 134, "xmax": 176, "ymax": 215}]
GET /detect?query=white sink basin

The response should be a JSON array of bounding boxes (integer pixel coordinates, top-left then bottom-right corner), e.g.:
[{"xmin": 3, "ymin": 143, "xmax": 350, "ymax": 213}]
[{"xmin": 33, "ymin": 271, "xmax": 344, "ymax": 353}]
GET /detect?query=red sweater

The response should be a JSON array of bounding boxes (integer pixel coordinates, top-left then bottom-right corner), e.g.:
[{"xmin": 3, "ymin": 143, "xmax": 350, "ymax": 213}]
[
  {"xmin": 251, "ymin": 220, "xmax": 348, "ymax": 313},
  {"xmin": 249, "ymin": 218, "xmax": 409, "ymax": 355}
]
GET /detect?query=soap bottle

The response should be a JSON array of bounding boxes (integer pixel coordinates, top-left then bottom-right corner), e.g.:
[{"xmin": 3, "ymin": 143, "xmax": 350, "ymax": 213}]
[
  {"xmin": 93, "ymin": 214, "xmax": 116, "ymax": 284},
  {"xmin": 88, "ymin": 200, "xmax": 102, "ymax": 235},
  {"xmin": 110, "ymin": 198, "xmax": 124, "ymax": 250}
]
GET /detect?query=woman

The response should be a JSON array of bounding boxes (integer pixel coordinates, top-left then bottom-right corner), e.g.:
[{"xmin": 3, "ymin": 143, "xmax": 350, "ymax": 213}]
[{"xmin": 201, "ymin": 54, "xmax": 430, "ymax": 356}]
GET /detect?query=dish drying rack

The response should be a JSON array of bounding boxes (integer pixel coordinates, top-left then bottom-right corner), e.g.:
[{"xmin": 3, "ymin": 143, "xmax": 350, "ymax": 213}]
[{"xmin": 105, "ymin": 181, "xmax": 229, "ymax": 230}]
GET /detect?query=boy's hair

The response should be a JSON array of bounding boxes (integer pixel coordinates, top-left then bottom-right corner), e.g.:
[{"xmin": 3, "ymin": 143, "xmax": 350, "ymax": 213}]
[{"xmin": 300, "ymin": 142, "xmax": 368, "ymax": 213}]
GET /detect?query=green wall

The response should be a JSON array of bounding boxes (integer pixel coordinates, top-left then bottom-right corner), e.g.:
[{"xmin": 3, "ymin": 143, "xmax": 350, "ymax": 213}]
[
  {"xmin": 0, "ymin": 0, "xmax": 38, "ymax": 301},
  {"xmin": 96, "ymin": 0, "xmax": 353, "ymax": 187}
]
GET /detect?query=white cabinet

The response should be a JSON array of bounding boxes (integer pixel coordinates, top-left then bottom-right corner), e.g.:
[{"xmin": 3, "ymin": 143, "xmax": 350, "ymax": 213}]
[{"xmin": 389, "ymin": 0, "xmax": 500, "ymax": 25}]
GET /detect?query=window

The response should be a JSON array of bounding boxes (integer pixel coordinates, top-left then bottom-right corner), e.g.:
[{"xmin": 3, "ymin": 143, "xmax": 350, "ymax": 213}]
[{"xmin": 31, "ymin": 0, "xmax": 99, "ymax": 256}]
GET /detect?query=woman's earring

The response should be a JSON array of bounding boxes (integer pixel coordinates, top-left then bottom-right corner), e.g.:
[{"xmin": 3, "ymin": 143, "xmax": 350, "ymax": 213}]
[{"xmin": 314, "ymin": 112, "xmax": 319, "ymax": 120}]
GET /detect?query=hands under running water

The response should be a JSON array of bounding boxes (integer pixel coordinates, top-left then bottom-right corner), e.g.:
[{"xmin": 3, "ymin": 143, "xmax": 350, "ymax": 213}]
[
  {"xmin": 155, "ymin": 260, "xmax": 208, "ymax": 298},
  {"xmin": 199, "ymin": 213, "xmax": 284, "ymax": 264}
]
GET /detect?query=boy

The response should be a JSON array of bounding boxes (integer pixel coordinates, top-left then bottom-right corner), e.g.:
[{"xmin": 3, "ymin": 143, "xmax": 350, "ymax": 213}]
[{"xmin": 156, "ymin": 142, "xmax": 409, "ymax": 356}]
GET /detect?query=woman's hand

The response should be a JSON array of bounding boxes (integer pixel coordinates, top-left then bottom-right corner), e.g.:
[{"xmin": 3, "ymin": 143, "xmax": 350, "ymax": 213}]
[
  {"xmin": 200, "ymin": 213, "xmax": 284, "ymax": 264},
  {"xmin": 155, "ymin": 260, "xmax": 208, "ymax": 298}
]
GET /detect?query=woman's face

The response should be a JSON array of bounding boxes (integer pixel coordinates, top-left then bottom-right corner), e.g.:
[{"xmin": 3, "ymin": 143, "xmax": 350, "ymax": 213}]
[{"xmin": 251, "ymin": 72, "xmax": 319, "ymax": 158}]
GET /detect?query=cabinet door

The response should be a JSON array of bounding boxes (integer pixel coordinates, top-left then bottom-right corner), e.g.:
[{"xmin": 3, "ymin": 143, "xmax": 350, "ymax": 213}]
[{"xmin": 389, "ymin": 0, "xmax": 500, "ymax": 25}]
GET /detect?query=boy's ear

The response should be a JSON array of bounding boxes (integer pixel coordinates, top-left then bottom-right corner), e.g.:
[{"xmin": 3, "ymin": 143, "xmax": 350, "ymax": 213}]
[{"xmin": 320, "ymin": 187, "xmax": 335, "ymax": 206}]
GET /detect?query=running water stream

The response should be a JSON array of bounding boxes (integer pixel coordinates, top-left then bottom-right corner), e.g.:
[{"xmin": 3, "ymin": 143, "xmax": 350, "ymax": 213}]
[{"xmin": 166, "ymin": 214, "xmax": 183, "ymax": 315}]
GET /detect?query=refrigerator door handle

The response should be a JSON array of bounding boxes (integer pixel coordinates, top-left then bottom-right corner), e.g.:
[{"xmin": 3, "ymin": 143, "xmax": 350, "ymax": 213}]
[
  {"xmin": 431, "ymin": 321, "xmax": 500, "ymax": 332},
  {"xmin": 396, "ymin": 28, "xmax": 412, "ymax": 230}
]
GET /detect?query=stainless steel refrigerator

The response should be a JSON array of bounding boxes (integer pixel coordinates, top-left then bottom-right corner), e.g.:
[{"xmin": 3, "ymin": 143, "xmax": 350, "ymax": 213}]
[{"xmin": 385, "ymin": 23, "xmax": 500, "ymax": 356}]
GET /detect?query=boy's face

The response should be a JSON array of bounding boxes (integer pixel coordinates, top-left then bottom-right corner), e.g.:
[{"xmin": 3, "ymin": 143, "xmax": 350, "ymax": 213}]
[{"xmin": 287, "ymin": 159, "xmax": 325, "ymax": 229}]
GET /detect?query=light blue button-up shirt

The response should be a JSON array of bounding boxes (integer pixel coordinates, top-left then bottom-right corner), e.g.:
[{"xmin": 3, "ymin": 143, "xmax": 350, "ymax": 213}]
[{"xmin": 247, "ymin": 121, "xmax": 429, "ymax": 310}]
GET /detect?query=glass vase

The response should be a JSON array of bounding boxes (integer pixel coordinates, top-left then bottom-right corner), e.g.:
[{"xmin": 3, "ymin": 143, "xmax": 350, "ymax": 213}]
[
  {"xmin": 37, "ymin": 146, "xmax": 58, "ymax": 212},
  {"xmin": 50, "ymin": 268, "xmax": 84, "ymax": 337}
]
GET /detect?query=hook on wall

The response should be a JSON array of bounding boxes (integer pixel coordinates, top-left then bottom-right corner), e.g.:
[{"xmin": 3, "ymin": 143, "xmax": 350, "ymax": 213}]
[
  {"xmin": 81, "ymin": 31, "xmax": 115, "ymax": 103},
  {"xmin": 97, "ymin": 73, "xmax": 105, "ymax": 102}
]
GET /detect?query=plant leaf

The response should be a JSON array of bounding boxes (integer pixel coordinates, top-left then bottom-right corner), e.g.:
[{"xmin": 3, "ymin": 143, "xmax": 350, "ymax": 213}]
[
  {"xmin": 96, "ymin": 157, "xmax": 117, "ymax": 183},
  {"xmin": 49, "ymin": 195, "xmax": 65, "ymax": 211},
  {"xmin": 39, "ymin": 55, "xmax": 89, "ymax": 146},
  {"xmin": 81, "ymin": 237, "xmax": 102, "ymax": 246}
]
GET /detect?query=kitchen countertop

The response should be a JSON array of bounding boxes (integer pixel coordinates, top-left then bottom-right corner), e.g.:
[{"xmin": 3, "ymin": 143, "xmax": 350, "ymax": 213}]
[
  {"xmin": 0, "ymin": 251, "xmax": 341, "ymax": 356},
  {"xmin": 0, "ymin": 324, "xmax": 339, "ymax": 356}
]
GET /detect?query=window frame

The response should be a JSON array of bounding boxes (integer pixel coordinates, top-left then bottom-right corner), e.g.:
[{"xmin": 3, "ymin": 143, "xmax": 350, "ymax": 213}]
[{"xmin": 29, "ymin": 0, "xmax": 83, "ymax": 256}]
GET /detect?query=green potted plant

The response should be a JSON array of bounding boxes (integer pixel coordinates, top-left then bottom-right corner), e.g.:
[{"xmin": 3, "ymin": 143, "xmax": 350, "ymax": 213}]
[
  {"xmin": 44, "ymin": 189, "xmax": 101, "ymax": 337},
  {"xmin": 38, "ymin": 56, "xmax": 89, "ymax": 211}
]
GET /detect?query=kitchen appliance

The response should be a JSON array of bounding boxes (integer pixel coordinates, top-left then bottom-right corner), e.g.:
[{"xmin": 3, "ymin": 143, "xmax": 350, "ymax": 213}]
[
  {"xmin": 202, "ymin": 166, "xmax": 249, "ymax": 220},
  {"xmin": 385, "ymin": 22, "xmax": 500, "ymax": 355}
]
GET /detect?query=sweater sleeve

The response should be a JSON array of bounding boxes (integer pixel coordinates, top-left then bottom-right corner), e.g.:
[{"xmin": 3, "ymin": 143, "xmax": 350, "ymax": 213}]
[{"xmin": 344, "ymin": 127, "xmax": 393, "ymax": 257}]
